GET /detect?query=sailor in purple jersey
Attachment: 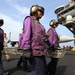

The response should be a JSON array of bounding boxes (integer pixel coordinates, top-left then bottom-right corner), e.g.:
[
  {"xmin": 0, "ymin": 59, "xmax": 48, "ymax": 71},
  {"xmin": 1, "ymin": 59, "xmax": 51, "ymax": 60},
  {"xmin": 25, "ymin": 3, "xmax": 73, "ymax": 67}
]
[
  {"xmin": 47, "ymin": 19, "xmax": 59, "ymax": 75},
  {"xmin": 17, "ymin": 30, "xmax": 23, "ymax": 67},
  {"xmin": 17, "ymin": 29, "xmax": 32, "ymax": 72},
  {"xmin": 18, "ymin": 31, "xmax": 23, "ymax": 48},
  {"xmin": 21, "ymin": 5, "xmax": 47, "ymax": 75}
]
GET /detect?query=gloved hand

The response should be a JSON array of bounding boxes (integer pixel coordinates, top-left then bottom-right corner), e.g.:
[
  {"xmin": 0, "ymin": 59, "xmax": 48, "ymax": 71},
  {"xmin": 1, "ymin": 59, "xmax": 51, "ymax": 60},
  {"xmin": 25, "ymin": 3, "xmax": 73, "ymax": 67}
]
[
  {"xmin": 22, "ymin": 48, "xmax": 32, "ymax": 58},
  {"xmin": 50, "ymin": 45, "xmax": 57, "ymax": 51},
  {"xmin": 51, "ymin": 45, "xmax": 61, "ymax": 51},
  {"xmin": 44, "ymin": 35, "xmax": 49, "ymax": 42},
  {"xmin": 18, "ymin": 48, "xmax": 30, "ymax": 51},
  {"xmin": 17, "ymin": 48, "xmax": 23, "ymax": 50}
]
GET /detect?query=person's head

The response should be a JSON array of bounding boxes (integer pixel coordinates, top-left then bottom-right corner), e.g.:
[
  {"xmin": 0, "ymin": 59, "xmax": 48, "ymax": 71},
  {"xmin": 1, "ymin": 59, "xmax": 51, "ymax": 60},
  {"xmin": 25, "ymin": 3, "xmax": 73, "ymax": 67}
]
[
  {"xmin": 22, "ymin": 29, "xmax": 24, "ymax": 33},
  {"xmin": 4, "ymin": 33, "xmax": 7, "ymax": 38},
  {"xmin": 0, "ymin": 19, "xmax": 4, "ymax": 27},
  {"xmin": 49, "ymin": 19, "xmax": 58, "ymax": 28},
  {"xmin": 30, "ymin": 5, "xmax": 44, "ymax": 19}
]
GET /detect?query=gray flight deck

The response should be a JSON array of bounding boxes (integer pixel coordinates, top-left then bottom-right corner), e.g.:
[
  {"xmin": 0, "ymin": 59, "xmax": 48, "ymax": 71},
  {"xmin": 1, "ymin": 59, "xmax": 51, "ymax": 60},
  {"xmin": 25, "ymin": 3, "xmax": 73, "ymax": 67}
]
[{"xmin": 2, "ymin": 50, "xmax": 75, "ymax": 75}]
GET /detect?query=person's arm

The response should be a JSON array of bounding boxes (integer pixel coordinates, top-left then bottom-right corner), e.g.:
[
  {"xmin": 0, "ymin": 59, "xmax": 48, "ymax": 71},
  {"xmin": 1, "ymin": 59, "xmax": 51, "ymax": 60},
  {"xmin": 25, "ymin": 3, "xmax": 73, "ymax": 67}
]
[
  {"xmin": 2, "ymin": 29, "xmax": 4, "ymax": 49},
  {"xmin": 48, "ymin": 29, "xmax": 54, "ymax": 47},
  {"xmin": 18, "ymin": 34, "xmax": 22, "ymax": 48},
  {"xmin": 48, "ymin": 28, "xmax": 59, "ymax": 49},
  {"xmin": 20, "ymin": 17, "xmax": 31, "ymax": 50}
]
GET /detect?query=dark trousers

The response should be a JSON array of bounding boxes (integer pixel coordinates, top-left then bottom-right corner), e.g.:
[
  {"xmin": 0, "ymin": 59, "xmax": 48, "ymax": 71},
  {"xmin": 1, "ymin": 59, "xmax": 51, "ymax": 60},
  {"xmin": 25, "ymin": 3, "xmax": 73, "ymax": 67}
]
[
  {"xmin": 17, "ymin": 56, "xmax": 23, "ymax": 66},
  {"xmin": 27, "ymin": 56, "xmax": 47, "ymax": 75},
  {"xmin": 22, "ymin": 56, "xmax": 29, "ymax": 69},
  {"xmin": 0, "ymin": 51, "xmax": 4, "ymax": 75},
  {"xmin": 17, "ymin": 55, "xmax": 32, "ymax": 70},
  {"xmin": 47, "ymin": 58, "xmax": 58, "ymax": 75},
  {"xmin": 17, "ymin": 56, "xmax": 28, "ymax": 69}
]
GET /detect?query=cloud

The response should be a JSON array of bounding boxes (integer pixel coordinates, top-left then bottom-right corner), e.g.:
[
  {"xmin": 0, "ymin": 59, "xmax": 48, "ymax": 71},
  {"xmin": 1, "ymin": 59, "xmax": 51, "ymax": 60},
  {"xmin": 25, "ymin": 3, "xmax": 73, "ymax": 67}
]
[
  {"xmin": 5, "ymin": 0, "xmax": 30, "ymax": 15},
  {"xmin": 0, "ymin": 13, "xmax": 22, "ymax": 28},
  {"xmin": 13, "ymin": 4, "xmax": 30, "ymax": 15},
  {"xmin": 0, "ymin": 12, "xmax": 22, "ymax": 40}
]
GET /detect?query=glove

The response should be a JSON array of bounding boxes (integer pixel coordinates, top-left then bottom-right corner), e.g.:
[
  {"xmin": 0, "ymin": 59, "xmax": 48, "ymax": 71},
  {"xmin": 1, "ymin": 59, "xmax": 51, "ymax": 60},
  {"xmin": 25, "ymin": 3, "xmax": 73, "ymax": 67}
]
[
  {"xmin": 50, "ymin": 45, "xmax": 56, "ymax": 51},
  {"xmin": 22, "ymin": 48, "xmax": 32, "ymax": 58},
  {"xmin": 44, "ymin": 35, "xmax": 49, "ymax": 42},
  {"xmin": 51, "ymin": 45, "xmax": 61, "ymax": 51},
  {"xmin": 17, "ymin": 48, "xmax": 23, "ymax": 50},
  {"xmin": 18, "ymin": 48, "xmax": 30, "ymax": 51}
]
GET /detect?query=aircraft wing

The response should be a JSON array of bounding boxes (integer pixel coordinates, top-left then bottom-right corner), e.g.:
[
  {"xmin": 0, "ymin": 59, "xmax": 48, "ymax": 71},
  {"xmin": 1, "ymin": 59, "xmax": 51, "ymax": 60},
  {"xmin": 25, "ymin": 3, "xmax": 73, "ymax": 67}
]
[{"xmin": 10, "ymin": 35, "xmax": 75, "ymax": 45}]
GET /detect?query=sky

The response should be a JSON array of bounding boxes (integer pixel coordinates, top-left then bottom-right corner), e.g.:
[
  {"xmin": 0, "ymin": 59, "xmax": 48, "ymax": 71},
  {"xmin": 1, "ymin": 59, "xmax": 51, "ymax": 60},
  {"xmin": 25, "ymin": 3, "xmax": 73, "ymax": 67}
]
[{"xmin": 0, "ymin": 0, "xmax": 74, "ymax": 47}]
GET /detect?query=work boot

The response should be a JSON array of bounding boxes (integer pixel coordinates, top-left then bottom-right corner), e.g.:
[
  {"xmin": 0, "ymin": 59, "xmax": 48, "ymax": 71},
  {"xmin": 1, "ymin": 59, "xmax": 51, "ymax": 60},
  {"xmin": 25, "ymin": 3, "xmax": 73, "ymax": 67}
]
[
  {"xmin": 2, "ymin": 72, "xmax": 10, "ymax": 75},
  {"xmin": 7, "ymin": 59, "xmax": 10, "ymax": 62}
]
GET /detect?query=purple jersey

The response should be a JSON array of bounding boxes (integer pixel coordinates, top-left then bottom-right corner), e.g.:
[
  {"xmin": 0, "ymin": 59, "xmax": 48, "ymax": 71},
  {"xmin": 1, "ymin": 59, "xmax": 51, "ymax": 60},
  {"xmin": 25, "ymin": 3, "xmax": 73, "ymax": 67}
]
[
  {"xmin": 18, "ymin": 34, "xmax": 23, "ymax": 48},
  {"xmin": 47, "ymin": 27, "xmax": 59, "ymax": 47},
  {"xmin": 20, "ymin": 16, "xmax": 47, "ymax": 56}
]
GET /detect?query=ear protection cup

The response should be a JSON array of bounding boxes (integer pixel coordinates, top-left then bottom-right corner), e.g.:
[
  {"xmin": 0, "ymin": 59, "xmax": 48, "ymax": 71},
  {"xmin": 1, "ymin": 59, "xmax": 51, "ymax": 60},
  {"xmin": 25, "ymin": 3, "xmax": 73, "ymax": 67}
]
[
  {"xmin": 50, "ymin": 21, "xmax": 54, "ymax": 26},
  {"xmin": 31, "ymin": 5, "xmax": 38, "ymax": 13},
  {"xmin": 30, "ymin": 5, "xmax": 38, "ymax": 16}
]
